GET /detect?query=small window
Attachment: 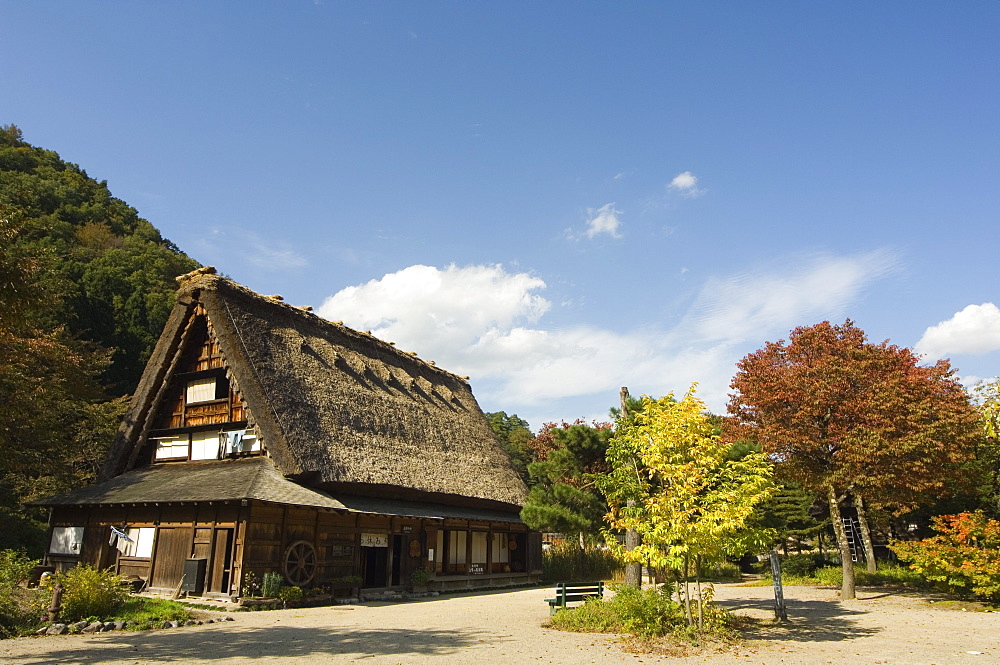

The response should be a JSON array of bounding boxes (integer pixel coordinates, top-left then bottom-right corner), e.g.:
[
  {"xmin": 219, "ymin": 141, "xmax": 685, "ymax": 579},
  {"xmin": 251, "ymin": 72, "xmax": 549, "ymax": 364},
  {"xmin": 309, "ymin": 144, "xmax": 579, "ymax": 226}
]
[
  {"xmin": 186, "ymin": 378, "xmax": 216, "ymax": 404},
  {"xmin": 154, "ymin": 435, "xmax": 189, "ymax": 460},
  {"xmin": 123, "ymin": 527, "xmax": 155, "ymax": 557},
  {"xmin": 49, "ymin": 526, "xmax": 84, "ymax": 555}
]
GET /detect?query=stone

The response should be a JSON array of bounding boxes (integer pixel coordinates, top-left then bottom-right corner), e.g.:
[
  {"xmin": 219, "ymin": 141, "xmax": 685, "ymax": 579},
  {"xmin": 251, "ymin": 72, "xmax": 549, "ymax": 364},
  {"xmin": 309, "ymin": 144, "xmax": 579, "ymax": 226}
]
[
  {"xmin": 223, "ymin": 616, "xmax": 234, "ymax": 621},
  {"xmin": 46, "ymin": 624, "xmax": 68, "ymax": 635},
  {"xmin": 69, "ymin": 621, "xmax": 88, "ymax": 632},
  {"xmin": 205, "ymin": 618, "xmax": 215, "ymax": 624},
  {"xmin": 104, "ymin": 622, "xmax": 116, "ymax": 631},
  {"xmin": 81, "ymin": 622, "xmax": 101, "ymax": 633},
  {"xmin": 184, "ymin": 620, "xmax": 197, "ymax": 626}
]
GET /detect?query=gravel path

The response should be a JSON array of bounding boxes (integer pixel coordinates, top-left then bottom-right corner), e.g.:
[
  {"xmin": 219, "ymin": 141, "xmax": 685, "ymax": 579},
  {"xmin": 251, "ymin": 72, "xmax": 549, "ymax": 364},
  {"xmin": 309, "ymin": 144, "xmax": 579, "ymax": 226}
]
[{"xmin": 0, "ymin": 583, "xmax": 996, "ymax": 664}]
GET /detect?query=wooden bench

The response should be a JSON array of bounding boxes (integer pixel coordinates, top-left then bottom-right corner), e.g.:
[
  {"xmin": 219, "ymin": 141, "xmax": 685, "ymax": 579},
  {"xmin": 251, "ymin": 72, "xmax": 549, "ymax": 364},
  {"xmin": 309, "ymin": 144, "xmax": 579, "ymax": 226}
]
[{"xmin": 545, "ymin": 581, "xmax": 604, "ymax": 615}]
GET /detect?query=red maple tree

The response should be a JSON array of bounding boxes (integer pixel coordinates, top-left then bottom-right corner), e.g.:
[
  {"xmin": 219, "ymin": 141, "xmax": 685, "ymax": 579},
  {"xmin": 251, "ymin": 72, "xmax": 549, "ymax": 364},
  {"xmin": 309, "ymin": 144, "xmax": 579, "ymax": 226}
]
[{"xmin": 726, "ymin": 320, "xmax": 979, "ymax": 598}]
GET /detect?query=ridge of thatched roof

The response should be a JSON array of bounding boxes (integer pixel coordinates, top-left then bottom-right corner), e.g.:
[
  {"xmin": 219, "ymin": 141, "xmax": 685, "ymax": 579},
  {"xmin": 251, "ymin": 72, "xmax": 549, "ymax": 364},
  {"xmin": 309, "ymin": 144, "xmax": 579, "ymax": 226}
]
[{"xmin": 101, "ymin": 271, "xmax": 528, "ymax": 510}]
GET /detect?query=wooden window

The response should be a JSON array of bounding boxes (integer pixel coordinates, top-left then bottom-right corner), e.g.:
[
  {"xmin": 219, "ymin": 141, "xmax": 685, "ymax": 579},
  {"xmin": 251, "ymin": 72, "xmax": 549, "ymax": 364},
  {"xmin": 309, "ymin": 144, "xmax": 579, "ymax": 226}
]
[
  {"xmin": 471, "ymin": 532, "xmax": 487, "ymax": 566},
  {"xmin": 49, "ymin": 526, "xmax": 84, "ymax": 555},
  {"xmin": 190, "ymin": 431, "xmax": 221, "ymax": 461},
  {"xmin": 154, "ymin": 435, "xmax": 189, "ymax": 461},
  {"xmin": 491, "ymin": 532, "xmax": 510, "ymax": 564},
  {"xmin": 186, "ymin": 378, "xmax": 217, "ymax": 404},
  {"xmin": 124, "ymin": 527, "xmax": 155, "ymax": 558}
]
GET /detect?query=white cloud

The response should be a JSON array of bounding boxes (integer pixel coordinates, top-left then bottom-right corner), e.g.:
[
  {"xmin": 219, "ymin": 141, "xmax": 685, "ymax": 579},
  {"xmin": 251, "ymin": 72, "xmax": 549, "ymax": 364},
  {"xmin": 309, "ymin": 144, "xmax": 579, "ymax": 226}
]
[
  {"xmin": 583, "ymin": 203, "xmax": 623, "ymax": 239},
  {"xmin": 668, "ymin": 171, "xmax": 705, "ymax": 197},
  {"xmin": 915, "ymin": 303, "xmax": 1000, "ymax": 359},
  {"xmin": 316, "ymin": 252, "xmax": 896, "ymax": 425}
]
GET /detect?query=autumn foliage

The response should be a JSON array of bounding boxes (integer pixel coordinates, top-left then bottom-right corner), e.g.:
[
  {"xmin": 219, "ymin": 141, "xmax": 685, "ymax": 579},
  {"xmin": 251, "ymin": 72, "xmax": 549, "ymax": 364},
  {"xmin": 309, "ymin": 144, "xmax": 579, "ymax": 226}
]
[
  {"xmin": 727, "ymin": 320, "xmax": 979, "ymax": 513},
  {"xmin": 890, "ymin": 512, "xmax": 1000, "ymax": 602}
]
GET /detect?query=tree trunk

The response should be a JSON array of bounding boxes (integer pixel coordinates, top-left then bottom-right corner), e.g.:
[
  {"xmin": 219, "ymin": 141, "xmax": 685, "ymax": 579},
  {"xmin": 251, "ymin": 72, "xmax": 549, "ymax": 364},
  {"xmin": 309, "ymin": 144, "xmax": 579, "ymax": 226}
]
[
  {"xmin": 683, "ymin": 552, "xmax": 693, "ymax": 626},
  {"xmin": 621, "ymin": 386, "xmax": 642, "ymax": 589},
  {"xmin": 578, "ymin": 532, "xmax": 587, "ymax": 579},
  {"xmin": 855, "ymin": 495, "xmax": 877, "ymax": 573},
  {"xmin": 827, "ymin": 484, "xmax": 856, "ymax": 600},
  {"xmin": 695, "ymin": 556, "xmax": 704, "ymax": 630}
]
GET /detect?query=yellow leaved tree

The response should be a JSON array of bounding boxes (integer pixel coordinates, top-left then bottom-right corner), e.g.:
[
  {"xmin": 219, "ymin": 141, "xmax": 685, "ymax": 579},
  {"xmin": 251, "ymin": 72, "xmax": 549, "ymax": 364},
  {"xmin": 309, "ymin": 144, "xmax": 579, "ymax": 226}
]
[{"xmin": 599, "ymin": 385, "xmax": 775, "ymax": 627}]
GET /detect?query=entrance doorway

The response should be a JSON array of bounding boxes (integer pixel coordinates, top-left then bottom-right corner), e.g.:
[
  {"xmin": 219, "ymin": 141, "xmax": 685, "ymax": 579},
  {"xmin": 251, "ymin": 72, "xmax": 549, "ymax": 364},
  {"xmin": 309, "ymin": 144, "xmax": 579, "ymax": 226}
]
[
  {"xmin": 361, "ymin": 546, "xmax": 388, "ymax": 587},
  {"xmin": 390, "ymin": 535, "xmax": 404, "ymax": 586}
]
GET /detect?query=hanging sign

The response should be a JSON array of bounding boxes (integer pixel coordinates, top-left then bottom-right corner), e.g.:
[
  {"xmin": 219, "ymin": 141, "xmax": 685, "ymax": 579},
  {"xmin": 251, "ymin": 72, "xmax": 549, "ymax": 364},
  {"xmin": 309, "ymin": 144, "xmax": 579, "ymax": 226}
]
[{"xmin": 360, "ymin": 533, "xmax": 388, "ymax": 548}]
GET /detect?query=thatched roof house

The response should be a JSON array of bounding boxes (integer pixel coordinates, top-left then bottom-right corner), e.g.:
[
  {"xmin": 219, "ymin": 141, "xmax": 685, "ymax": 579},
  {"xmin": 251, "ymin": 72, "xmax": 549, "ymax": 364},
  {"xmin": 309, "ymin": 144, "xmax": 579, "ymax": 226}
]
[{"xmin": 37, "ymin": 269, "xmax": 539, "ymax": 598}]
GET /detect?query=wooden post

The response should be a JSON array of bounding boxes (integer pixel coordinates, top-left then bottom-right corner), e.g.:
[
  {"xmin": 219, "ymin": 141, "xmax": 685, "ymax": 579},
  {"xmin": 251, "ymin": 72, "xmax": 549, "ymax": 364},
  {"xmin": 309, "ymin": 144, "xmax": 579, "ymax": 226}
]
[
  {"xmin": 621, "ymin": 387, "xmax": 642, "ymax": 589},
  {"xmin": 768, "ymin": 550, "xmax": 788, "ymax": 622}
]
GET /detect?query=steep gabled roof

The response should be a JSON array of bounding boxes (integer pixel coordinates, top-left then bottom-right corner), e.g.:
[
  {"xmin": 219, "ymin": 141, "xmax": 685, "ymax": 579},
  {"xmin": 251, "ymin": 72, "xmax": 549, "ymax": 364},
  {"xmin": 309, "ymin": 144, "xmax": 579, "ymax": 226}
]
[{"xmin": 100, "ymin": 270, "xmax": 528, "ymax": 510}]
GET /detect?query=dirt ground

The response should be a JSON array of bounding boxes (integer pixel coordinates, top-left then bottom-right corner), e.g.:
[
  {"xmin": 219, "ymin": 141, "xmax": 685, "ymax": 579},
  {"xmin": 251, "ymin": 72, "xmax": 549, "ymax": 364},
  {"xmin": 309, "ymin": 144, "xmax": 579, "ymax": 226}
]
[{"xmin": 0, "ymin": 582, "xmax": 996, "ymax": 665}]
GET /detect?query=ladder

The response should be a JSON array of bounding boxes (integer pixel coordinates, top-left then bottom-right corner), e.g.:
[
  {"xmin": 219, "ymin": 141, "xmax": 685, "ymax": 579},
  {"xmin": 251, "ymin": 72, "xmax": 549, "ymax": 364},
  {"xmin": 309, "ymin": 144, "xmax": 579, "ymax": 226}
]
[{"xmin": 842, "ymin": 517, "xmax": 862, "ymax": 562}]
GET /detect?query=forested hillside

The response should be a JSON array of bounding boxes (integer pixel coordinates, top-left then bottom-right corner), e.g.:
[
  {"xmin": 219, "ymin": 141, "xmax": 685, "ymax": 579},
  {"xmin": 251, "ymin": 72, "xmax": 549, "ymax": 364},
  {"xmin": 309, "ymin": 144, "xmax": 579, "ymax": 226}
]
[{"xmin": 0, "ymin": 125, "xmax": 200, "ymax": 551}]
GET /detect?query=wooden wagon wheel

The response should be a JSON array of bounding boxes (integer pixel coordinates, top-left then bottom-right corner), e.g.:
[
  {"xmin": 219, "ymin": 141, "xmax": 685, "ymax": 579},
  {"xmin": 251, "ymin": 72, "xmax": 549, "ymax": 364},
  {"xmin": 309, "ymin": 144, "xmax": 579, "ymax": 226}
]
[{"xmin": 283, "ymin": 540, "xmax": 317, "ymax": 586}]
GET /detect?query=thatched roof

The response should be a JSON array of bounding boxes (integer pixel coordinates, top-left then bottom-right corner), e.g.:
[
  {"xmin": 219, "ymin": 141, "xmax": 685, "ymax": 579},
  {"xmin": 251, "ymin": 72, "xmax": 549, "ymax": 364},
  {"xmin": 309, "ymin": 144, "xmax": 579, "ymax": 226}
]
[{"xmin": 100, "ymin": 271, "xmax": 527, "ymax": 511}]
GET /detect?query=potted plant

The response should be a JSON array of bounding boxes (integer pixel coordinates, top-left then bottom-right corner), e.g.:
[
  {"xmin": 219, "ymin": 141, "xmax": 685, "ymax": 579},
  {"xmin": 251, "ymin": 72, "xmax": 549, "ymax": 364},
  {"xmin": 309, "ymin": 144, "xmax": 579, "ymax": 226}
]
[{"xmin": 409, "ymin": 568, "xmax": 432, "ymax": 592}]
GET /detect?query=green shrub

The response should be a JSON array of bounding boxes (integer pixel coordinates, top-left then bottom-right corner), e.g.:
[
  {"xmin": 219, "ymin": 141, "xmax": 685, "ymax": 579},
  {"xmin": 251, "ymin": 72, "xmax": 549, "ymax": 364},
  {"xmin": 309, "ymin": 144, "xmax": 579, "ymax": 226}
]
[
  {"xmin": 277, "ymin": 585, "xmax": 303, "ymax": 602},
  {"xmin": 0, "ymin": 550, "xmax": 35, "ymax": 588},
  {"xmin": 549, "ymin": 584, "xmax": 708, "ymax": 638},
  {"xmin": 700, "ymin": 561, "xmax": 741, "ymax": 582},
  {"xmin": 542, "ymin": 541, "xmax": 623, "ymax": 582},
  {"xmin": 0, "ymin": 550, "xmax": 40, "ymax": 638},
  {"xmin": 780, "ymin": 553, "xmax": 829, "ymax": 578},
  {"xmin": 261, "ymin": 572, "xmax": 283, "ymax": 598},
  {"xmin": 41, "ymin": 565, "xmax": 130, "ymax": 622}
]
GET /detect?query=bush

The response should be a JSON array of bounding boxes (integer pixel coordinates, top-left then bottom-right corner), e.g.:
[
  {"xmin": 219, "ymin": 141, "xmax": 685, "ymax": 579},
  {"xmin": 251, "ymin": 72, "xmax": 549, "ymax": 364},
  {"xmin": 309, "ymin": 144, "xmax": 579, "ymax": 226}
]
[
  {"xmin": 40, "ymin": 565, "xmax": 130, "ymax": 622},
  {"xmin": 550, "ymin": 584, "xmax": 684, "ymax": 636},
  {"xmin": 0, "ymin": 550, "xmax": 39, "ymax": 639},
  {"xmin": 277, "ymin": 585, "xmax": 303, "ymax": 602},
  {"xmin": 542, "ymin": 541, "xmax": 623, "ymax": 582},
  {"xmin": 780, "ymin": 553, "xmax": 829, "ymax": 578},
  {"xmin": 891, "ymin": 511, "xmax": 1000, "ymax": 602}
]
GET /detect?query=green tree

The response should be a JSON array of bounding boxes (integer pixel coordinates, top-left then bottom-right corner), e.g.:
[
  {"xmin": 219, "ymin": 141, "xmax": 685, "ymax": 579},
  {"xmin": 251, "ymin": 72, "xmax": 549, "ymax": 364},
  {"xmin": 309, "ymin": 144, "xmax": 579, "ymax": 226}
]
[
  {"xmin": 601, "ymin": 386, "xmax": 775, "ymax": 627},
  {"xmin": 972, "ymin": 378, "xmax": 1000, "ymax": 517},
  {"xmin": 520, "ymin": 421, "xmax": 612, "ymax": 546},
  {"xmin": 484, "ymin": 411, "xmax": 534, "ymax": 484},
  {"xmin": 0, "ymin": 216, "xmax": 122, "ymax": 552},
  {"xmin": 0, "ymin": 125, "xmax": 199, "ymax": 395},
  {"xmin": 727, "ymin": 320, "xmax": 980, "ymax": 598}
]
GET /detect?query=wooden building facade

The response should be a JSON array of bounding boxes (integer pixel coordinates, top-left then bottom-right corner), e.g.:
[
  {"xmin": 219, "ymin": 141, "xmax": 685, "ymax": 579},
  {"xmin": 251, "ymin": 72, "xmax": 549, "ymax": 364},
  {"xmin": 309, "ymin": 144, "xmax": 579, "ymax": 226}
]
[{"xmin": 37, "ymin": 269, "xmax": 540, "ymax": 598}]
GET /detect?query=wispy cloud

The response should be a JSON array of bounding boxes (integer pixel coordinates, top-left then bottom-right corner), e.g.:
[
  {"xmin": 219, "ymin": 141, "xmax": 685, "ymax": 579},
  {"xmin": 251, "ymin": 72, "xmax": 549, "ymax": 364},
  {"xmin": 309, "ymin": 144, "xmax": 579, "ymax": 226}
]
[
  {"xmin": 582, "ymin": 202, "xmax": 623, "ymax": 239},
  {"xmin": 194, "ymin": 228, "xmax": 308, "ymax": 271},
  {"xmin": 668, "ymin": 171, "xmax": 705, "ymax": 198},
  {"xmin": 915, "ymin": 303, "xmax": 1000, "ymax": 360},
  {"xmin": 316, "ymin": 251, "xmax": 897, "ymax": 423}
]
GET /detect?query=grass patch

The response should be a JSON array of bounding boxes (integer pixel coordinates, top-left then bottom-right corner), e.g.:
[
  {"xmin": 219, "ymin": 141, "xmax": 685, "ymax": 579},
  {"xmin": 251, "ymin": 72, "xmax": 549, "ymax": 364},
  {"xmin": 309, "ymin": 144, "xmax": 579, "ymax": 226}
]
[{"xmin": 115, "ymin": 597, "xmax": 192, "ymax": 624}]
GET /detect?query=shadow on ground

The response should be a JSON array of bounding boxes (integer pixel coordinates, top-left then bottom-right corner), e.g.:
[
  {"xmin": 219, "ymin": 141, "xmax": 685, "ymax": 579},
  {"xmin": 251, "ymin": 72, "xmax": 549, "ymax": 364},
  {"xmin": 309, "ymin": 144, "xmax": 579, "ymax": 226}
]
[
  {"xmin": 717, "ymin": 597, "xmax": 880, "ymax": 643},
  {"xmin": 0, "ymin": 625, "xmax": 491, "ymax": 664}
]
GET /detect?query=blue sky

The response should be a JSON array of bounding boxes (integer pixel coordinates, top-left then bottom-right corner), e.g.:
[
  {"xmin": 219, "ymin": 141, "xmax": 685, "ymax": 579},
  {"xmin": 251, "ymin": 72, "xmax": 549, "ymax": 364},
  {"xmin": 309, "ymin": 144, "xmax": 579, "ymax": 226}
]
[{"xmin": 3, "ymin": 2, "xmax": 998, "ymax": 429}]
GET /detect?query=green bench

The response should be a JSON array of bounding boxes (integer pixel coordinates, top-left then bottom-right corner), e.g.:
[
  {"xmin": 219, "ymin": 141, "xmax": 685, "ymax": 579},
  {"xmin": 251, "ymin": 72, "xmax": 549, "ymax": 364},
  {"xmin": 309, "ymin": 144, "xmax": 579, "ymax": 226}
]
[{"xmin": 545, "ymin": 581, "xmax": 604, "ymax": 615}]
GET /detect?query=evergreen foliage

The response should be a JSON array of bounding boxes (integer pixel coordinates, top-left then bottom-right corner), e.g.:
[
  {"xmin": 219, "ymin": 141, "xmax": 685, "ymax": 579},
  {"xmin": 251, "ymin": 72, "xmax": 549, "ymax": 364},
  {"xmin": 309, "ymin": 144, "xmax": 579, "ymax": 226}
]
[
  {"xmin": 520, "ymin": 421, "xmax": 612, "ymax": 543},
  {"xmin": 0, "ymin": 126, "xmax": 199, "ymax": 552},
  {"xmin": 484, "ymin": 411, "xmax": 535, "ymax": 484}
]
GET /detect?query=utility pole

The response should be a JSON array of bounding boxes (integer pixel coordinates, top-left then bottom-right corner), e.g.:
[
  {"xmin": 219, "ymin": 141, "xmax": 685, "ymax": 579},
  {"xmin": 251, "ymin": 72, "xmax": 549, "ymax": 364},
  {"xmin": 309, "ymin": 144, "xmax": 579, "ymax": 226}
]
[{"xmin": 621, "ymin": 386, "xmax": 642, "ymax": 589}]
